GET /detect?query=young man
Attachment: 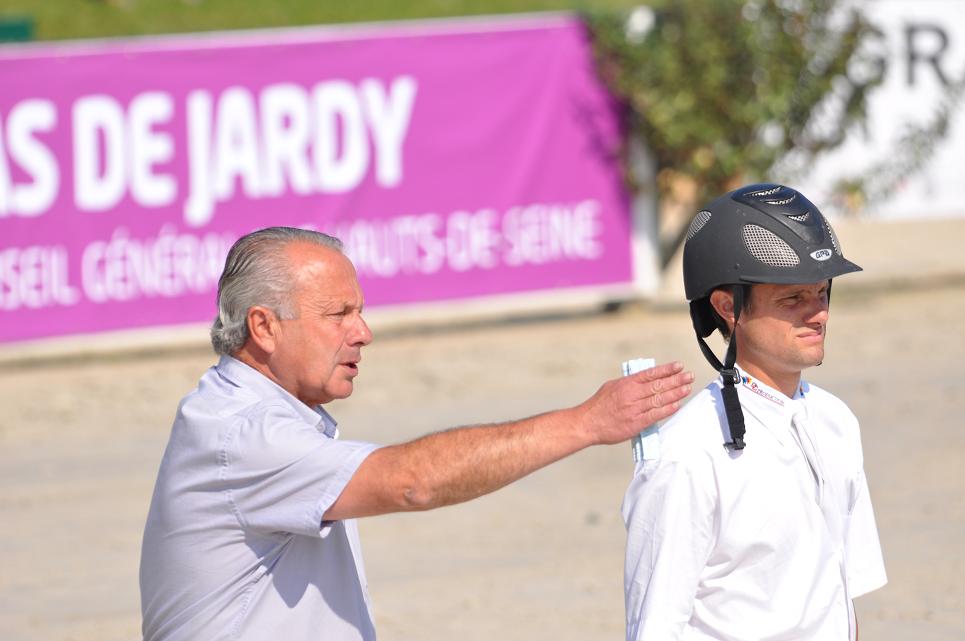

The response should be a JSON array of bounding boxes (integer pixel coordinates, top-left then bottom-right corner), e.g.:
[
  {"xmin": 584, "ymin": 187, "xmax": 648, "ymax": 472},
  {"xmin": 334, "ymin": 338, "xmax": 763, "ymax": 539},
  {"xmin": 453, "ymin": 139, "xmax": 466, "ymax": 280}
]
[{"xmin": 622, "ymin": 184, "xmax": 887, "ymax": 640}]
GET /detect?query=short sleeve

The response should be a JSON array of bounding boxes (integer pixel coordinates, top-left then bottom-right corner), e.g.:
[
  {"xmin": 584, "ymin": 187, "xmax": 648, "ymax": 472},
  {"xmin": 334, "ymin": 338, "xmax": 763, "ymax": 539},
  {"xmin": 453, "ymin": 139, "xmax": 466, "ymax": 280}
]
[
  {"xmin": 223, "ymin": 403, "xmax": 377, "ymax": 538},
  {"xmin": 622, "ymin": 453, "xmax": 718, "ymax": 641},
  {"xmin": 844, "ymin": 468, "xmax": 888, "ymax": 597}
]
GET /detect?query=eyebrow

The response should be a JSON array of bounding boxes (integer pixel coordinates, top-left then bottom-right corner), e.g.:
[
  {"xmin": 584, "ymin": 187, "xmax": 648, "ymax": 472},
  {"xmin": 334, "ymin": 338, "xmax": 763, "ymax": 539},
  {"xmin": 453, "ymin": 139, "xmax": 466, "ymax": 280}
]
[
  {"xmin": 317, "ymin": 298, "xmax": 364, "ymax": 313},
  {"xmin": 780, "ymin": 285, "xmax": 828, "ymax": 297}
]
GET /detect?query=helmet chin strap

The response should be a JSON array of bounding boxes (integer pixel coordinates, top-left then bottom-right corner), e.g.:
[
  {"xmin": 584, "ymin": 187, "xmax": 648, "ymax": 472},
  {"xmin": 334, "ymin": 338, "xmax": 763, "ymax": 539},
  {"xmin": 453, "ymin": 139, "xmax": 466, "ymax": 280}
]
[
  {"xmin": 694, "ymin": 285, "xmax": 747, "ymax": 450},
  {"xmin": 815, "ymin": 279, "xmax": 833, "ymax": 368}
]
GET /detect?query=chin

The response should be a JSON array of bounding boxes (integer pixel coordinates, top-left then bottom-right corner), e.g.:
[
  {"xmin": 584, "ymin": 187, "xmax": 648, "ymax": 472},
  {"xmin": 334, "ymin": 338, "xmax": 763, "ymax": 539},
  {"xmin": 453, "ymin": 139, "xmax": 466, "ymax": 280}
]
[{"xmin": 326, "ymin": 384, "xmax": 354, "ymax": 401}]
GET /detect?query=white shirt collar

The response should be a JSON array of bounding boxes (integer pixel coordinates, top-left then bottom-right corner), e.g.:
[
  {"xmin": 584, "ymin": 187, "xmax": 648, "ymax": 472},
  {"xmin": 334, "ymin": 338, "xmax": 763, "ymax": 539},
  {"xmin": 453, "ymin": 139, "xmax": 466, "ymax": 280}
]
[
  {"xmin": 732, "ymin": 367, "xmax": 807, "ymax": 446},
  {"xmin": 216, "ymin": 355, "xmax": 339, "ymax": 438}
]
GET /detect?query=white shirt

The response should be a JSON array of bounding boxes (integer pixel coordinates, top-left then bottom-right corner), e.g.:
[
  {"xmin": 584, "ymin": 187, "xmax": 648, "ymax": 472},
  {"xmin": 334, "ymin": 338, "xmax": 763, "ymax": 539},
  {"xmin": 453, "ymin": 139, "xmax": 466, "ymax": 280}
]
[
  {"xmin": 623, "ymin": 370, "xmax": 887, "ymax": 641},
  {"xmin": 140, "ymin": 356, "xmax": 379, "ymax": 641}
]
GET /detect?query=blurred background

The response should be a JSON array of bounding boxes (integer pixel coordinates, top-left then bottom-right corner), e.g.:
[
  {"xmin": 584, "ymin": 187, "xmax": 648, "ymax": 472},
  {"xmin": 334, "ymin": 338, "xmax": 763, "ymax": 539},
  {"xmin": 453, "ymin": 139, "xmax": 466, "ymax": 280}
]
[{"xmin": 0, "ymin": 1, "xmax": 962, "ymax": 640}]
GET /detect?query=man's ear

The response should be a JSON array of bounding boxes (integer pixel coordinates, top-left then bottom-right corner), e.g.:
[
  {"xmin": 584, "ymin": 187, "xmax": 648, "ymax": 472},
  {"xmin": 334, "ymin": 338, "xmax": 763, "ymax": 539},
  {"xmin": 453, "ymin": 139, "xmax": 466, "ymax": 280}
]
[
  {"xmin": 246, "ymin": 306, "xmax": 279, "ymax": 354},
  {"xmin": 709, "ymin": 289, "xmax": 735, "ymax": 332}
]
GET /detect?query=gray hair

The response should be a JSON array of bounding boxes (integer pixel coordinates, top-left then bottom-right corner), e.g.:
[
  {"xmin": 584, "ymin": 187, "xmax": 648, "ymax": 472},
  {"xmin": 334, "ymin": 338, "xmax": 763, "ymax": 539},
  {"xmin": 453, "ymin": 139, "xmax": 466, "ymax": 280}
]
[{"xmin": 210, "ymin": 227, "xmax": 343, "ymax": 355}]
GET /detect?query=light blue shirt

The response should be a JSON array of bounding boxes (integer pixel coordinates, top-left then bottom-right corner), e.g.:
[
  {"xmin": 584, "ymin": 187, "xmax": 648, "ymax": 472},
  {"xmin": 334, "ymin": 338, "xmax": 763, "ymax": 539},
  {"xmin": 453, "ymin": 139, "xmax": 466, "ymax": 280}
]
[{"xmin": 140, "ymin": 356, "xmax": 378, "ymax": 641}]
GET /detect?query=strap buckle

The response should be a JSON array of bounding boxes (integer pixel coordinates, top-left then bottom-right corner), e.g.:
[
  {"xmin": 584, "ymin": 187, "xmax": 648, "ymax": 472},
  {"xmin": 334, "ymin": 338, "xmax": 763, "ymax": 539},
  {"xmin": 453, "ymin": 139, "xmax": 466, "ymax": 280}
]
[{"xmin": 720, "ymin": 367, "xmax": 741, "ymax": 387}]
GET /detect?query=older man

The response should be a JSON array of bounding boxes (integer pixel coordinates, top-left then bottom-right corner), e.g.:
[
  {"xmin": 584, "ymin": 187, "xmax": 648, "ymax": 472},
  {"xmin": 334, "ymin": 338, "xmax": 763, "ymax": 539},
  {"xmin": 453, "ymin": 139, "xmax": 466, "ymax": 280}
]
[{"xmin": 140, "ymin": 226, "xmax": 693, "ymax": 641}]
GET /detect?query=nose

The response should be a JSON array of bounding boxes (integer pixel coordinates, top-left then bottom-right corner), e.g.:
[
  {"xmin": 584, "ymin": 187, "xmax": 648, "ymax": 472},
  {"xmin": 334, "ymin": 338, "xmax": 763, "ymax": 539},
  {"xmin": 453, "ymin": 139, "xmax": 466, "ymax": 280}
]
[
  {"xmin": 350, "ymin": 312, "xmax": 373, "ymax": 346},
  {"xmin": 807, "ymin": 296, "xmax": 829, "ymax": 325}
]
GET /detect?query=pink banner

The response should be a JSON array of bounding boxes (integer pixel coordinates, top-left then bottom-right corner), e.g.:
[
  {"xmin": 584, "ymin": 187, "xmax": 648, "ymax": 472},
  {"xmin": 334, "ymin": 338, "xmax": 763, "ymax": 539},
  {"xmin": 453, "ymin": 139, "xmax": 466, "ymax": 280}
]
[{"xmin": 0, "ymin": 15, "xmax": 633, "ymax": 344}]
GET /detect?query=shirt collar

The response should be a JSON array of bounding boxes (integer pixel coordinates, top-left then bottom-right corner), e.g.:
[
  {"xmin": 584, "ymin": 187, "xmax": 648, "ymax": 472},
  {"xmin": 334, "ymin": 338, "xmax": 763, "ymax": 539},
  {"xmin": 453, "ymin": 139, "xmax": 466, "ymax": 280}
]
[
  {"xmin": 731, "ymin": 367, "xmax": 807, "ymax": 446},
  {"xmin": 216, "ymin": 355, "xmax": 340, "ymax": 438}
]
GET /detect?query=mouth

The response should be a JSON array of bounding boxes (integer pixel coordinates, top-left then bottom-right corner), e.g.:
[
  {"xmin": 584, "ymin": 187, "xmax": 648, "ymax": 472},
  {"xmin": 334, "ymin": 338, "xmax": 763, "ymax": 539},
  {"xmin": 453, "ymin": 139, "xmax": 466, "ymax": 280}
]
[{"xmin": 341, "ymin": 360, "xmax": 359, "ymax": 373}]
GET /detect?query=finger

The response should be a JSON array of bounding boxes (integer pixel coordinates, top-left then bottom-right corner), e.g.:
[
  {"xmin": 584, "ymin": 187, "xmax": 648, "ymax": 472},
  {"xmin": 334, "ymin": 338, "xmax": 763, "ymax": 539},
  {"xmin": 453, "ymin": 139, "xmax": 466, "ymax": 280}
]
[
  {"xmin": 643, "ymin": 401, "xmax": 682, "ymax": 425},
  {"xmin": 636, "ymin": 369, "xmax": 694, "ymax": 396},
  {"xmin": 629, "ymin": 361, "xmax": 684, "ymax": 384},
  {"xmin": 647, "ymin": 382, "xmax": 690, "ymax": 410},
  {"xmin": 640, "ymin": 383, "xmax": 692, "ymax": 422}
]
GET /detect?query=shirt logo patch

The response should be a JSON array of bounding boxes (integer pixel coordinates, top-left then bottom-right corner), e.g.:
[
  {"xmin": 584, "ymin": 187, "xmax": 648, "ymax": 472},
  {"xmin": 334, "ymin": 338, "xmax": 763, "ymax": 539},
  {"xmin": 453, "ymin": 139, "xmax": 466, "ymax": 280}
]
[{"xmin": 741, "ymin": 376, "xmax": 785, "ymax": 406}]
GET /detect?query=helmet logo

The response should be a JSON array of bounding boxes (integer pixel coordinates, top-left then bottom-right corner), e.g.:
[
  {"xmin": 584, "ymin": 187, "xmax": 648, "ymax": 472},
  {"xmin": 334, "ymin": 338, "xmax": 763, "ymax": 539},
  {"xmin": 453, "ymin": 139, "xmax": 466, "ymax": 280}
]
[{"xmin": 810, "ymin": 249, "xmax": 833, "ymax": 261}]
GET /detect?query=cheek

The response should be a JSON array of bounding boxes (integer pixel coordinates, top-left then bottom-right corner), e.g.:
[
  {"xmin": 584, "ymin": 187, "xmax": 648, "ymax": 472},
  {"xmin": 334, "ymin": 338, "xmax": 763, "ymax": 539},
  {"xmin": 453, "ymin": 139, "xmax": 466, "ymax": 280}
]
[{"xmin": 743, "ymin": 318, "xmax": 791, "ymax": 350}]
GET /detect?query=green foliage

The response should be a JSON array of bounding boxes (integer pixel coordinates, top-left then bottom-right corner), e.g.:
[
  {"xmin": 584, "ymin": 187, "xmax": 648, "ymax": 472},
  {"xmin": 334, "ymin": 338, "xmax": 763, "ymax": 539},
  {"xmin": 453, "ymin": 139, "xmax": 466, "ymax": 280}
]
[
  {"xmin": 585, "ymin": 0, "xmax": 883, "ymax": 211},
  {"xmin": 0, "ymin": 0, "xmax": 640, "ymax": 41}
]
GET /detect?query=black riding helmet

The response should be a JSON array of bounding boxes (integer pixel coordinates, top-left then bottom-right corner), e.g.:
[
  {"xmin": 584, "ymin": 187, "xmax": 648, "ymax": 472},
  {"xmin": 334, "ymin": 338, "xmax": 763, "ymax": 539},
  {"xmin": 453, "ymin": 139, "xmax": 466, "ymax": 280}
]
[{"xmin": 683, "ymin": 183, "xmax": 862, "ymax": 449}]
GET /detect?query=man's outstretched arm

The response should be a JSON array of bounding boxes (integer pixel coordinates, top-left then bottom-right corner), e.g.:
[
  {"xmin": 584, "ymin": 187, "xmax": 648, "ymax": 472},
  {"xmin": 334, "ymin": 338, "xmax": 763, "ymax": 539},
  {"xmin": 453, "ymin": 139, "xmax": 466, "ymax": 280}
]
[{"xmin": 324, "ymin": 361, "xmax": 693, "ymax": 520}]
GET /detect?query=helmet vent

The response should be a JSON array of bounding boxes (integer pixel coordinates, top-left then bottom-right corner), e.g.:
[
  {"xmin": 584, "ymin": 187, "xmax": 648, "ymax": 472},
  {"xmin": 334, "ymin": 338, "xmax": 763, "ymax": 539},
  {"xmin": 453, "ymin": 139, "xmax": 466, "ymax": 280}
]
[
  {"xmin": 742, "ymin": 224, "xmax": 800, "ymax": 267},
  {"xmin": 764, "ymin": 195, "xmax": 797, "ymax": 206},
  {"xmin": 787, "ymin": 212, "xmax": 810, "ymax": 223},
  {"xmin": 746, "ymin": 186, "xmax": 782, "ymax": 197},
  {"xmin": 687, "ymin": 210, "xmax": 712, "ymax": 240},
  {"xmin": 824, "ymin": 219, "xmax": 842, "ymax": 255}
]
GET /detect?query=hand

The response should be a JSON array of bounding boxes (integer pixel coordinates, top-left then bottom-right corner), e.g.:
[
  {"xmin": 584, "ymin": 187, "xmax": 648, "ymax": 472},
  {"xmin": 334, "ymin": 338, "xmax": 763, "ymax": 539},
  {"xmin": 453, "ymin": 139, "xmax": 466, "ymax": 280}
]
[{"xmin": 577, "ymin": 361, "xmax": 693, "ymax": 446}]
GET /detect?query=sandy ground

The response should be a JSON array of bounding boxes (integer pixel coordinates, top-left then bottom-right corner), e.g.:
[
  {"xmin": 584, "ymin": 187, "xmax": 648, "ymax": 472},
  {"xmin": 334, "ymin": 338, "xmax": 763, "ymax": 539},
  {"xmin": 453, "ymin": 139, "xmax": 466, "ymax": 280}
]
[{"xmin": 1, "ymin": 281, "xmax": 963, "ymax": 641}]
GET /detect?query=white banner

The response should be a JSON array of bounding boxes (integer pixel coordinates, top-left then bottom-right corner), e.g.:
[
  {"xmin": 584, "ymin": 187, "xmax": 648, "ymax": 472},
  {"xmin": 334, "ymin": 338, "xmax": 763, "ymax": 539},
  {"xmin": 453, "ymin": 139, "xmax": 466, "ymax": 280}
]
[{"xmin": 799, "ymin": 0, "xmax": 965, "ymax": 219}]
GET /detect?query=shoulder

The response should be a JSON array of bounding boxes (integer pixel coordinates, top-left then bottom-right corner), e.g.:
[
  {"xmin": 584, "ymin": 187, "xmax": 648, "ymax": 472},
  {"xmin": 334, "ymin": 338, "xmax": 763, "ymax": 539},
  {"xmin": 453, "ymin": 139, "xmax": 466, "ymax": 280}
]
[
  {"xmin": 175, "ymin": 364, "xmax": 254, "ymax": 426},
  {"xmin": 622, "ymin": 382, "xmax": 729, "ymax": 514},
  {"xmin": 229, "ymin": 401, "xmax": 329, "ymax": 459},
  {"xmin": 657, "ymin": 382, "xmax": 728, "ymax": 457},
  {"xmin": 623, "ymin": 385, "xmax": 723, "ymax": 510},
  {"xmin": 176, "ymin": 367, "xmax": 322, "ymax": 456},
  {"xmin": 180, "ymin": 362, "xmax": 309, "ymax": 429},
  {"xmin": 800, "ymin": 381, "xmax": 866, "ymax": 465},
  {"xmin": 801, "ymin": 381, "xmax": 859, "ymax": 427}
]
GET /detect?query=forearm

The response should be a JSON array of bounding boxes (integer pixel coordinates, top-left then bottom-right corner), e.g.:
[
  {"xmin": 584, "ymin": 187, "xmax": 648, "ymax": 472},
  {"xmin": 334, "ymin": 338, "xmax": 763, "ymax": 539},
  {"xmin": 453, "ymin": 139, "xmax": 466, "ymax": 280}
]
[
  {"xmin": 327, "ymin": 407, "xmax": 589, "ymax": 519},
  {"xmin": 384, "ymin": 407, "xmax": 589, "ymax": 510}
]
